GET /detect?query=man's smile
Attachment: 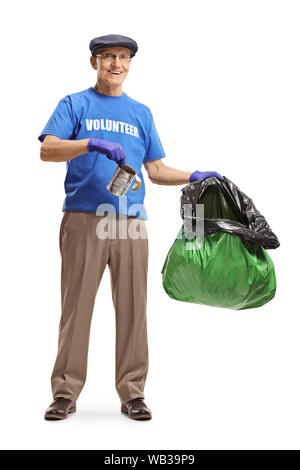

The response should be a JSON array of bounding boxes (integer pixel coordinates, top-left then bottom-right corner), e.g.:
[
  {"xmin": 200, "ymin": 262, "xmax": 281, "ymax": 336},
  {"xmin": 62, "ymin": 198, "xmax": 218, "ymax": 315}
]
[{"xmin": 108, "ymin": 70, "xmax": 122, "ymax": 75}]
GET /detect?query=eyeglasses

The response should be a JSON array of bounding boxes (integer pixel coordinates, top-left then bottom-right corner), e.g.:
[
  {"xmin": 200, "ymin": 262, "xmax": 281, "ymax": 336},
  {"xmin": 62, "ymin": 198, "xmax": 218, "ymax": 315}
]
[{"xmin": 96, "ymin": 52, "xmax": 132, "ymax": 64}]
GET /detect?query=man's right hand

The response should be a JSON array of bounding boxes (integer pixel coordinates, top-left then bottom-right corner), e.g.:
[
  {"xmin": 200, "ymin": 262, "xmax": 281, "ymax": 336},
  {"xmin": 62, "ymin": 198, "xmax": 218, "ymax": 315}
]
[{"xmin": 88, "ymin": 137, "xmax": 126, "ymax": 168}]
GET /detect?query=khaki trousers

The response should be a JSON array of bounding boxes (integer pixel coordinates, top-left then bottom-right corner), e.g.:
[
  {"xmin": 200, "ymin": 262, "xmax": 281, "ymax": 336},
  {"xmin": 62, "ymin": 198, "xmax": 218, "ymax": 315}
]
[{"xmin": 51, "ymin": 210, "xmax": 149, "ymax": 404}]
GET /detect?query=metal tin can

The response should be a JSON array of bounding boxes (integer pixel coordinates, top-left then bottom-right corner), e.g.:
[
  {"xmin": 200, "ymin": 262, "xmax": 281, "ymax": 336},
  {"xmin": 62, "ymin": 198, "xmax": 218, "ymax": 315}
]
[{"xmin": 106, "ymin": 164, "xmax": 142, "ymax": 197}]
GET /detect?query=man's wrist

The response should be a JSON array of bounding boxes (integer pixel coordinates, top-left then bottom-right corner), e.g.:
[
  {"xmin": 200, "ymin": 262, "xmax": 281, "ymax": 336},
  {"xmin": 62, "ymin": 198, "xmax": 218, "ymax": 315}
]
[
  {"xmin": 87, "ymin": 137, "xmax": 97, "ymax": 153},
  {"xmin": 83, "ymin": 138, "xmax": 90, "ymax": 153},
  {"xmin": 189, "ymin": 171, "xmax": 196, "ymax": 183}
]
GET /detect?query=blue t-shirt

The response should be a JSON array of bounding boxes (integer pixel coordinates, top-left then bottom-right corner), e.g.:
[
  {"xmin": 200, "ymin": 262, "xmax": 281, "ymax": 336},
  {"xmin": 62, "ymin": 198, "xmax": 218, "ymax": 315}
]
[{"xmin": 38, "ymin": 87, "xmax": 166, "ymax": 219}]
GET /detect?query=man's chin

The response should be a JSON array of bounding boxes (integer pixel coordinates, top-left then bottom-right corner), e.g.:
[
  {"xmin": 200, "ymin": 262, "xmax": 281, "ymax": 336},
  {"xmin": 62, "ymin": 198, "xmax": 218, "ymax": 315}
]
[
  {"xmin": 99, "ymin": 76, "xmax": 126, "ymax": 88},
  {"xmin": 107, "ymin": 79, "xmax": 126, "ymax": 87}
]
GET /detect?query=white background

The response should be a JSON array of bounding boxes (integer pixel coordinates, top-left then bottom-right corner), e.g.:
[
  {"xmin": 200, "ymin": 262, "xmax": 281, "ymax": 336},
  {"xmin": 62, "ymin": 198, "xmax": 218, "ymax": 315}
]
[{"xmin": 0, "ymin": 0, "xmax": 299, "ymax": 450}]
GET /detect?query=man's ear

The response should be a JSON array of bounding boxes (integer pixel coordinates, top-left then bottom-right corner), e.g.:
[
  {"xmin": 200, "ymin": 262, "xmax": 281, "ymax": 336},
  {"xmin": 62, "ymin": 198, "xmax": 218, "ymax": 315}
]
[{"xmin": 90, "ymin": 55, "xmax": 97, "ymax": 70}]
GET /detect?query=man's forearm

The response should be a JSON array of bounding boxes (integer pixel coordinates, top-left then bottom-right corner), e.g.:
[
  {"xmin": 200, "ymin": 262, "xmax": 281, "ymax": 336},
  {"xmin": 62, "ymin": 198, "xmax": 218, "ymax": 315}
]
[
  {"xmin": 151, "ymin": 164, "xmax": 191, "ymax": 185},
  {"xmin": 40, "ymin": 139, "xmax": 90, "ymax": 162}
]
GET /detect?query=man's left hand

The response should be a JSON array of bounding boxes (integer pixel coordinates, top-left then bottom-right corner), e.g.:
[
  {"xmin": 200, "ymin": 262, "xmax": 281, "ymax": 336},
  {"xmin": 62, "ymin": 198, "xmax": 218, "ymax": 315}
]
[{"xmin": 190, "ymin": 171, "xmax": 224, "ymax": 183}]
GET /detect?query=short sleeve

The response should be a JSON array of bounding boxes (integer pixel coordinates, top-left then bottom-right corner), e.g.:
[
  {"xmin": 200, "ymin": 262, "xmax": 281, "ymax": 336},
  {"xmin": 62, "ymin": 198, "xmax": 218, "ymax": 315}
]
[
  {"xmin": 38, "ymin": 96, "xmax": 75, "ymax": 143},
  {"xmin": 143, "ymin": 112, "xmax": 166, "ymax": 162}
]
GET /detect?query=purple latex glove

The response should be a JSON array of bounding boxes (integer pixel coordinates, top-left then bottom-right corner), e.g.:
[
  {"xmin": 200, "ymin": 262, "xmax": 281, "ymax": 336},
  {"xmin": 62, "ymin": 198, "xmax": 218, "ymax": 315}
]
[
  {"xmin": 189, "ymin": 170, "xmax": 224, "ymax": 183},
  {"xmin": 88, "ymin": 137, "xmax": 126, "ymax": 168}
]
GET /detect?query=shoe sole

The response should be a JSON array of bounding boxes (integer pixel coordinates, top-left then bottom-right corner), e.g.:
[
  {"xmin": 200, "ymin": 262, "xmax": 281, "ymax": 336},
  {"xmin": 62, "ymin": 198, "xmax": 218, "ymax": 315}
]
[
  {"xmin": 44, "ymin": 407, "xmax": 76, "ymax": 420},
  {"xmin": 121, "ymin": 406, "xmax": 152, "ymax": 420}
]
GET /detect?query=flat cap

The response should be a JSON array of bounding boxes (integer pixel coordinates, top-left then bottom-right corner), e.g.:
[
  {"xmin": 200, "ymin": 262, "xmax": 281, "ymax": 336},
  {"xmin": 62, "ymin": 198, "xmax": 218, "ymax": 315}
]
[{"xmin": 89, "ymin": 34, "xmax": 138, "ymax": 57}]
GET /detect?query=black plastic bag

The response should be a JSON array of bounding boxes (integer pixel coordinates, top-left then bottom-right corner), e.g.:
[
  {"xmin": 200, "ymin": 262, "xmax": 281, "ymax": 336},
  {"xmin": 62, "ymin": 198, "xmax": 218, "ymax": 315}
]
[{"xmin": 180, "ymin": 176, "xmax": 280, "ymax": 249}]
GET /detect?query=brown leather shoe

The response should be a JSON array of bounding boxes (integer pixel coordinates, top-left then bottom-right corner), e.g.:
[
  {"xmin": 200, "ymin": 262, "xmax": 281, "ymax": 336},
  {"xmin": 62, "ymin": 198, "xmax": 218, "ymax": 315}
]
[
  {"xmin": 44, "ymin": 397, "xmax": 76, "ymax": 420},
  {"xmin": 121, "ymin": 398, "xmax": 152, "ymax": 420}
]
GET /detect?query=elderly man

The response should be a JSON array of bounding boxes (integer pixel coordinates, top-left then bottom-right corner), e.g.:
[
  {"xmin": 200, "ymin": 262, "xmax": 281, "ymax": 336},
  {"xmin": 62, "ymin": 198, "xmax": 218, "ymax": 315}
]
[{"xmin": 39, "ymin": 34, "xmax": 223, "ymax": 421}]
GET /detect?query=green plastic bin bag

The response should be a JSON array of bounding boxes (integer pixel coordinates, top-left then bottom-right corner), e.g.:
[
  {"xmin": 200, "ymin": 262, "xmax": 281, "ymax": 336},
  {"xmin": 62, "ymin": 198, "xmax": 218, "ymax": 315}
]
[{"xmin": 161, "ymin": 176, "xmax": 280, "ymax": 310}]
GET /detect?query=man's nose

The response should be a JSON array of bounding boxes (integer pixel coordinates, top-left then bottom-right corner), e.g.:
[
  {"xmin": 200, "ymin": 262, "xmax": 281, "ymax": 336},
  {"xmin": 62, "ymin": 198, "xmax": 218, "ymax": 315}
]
[{"xmin": 112, "ymin": 55, "xmax": 121, "ymax": 66}]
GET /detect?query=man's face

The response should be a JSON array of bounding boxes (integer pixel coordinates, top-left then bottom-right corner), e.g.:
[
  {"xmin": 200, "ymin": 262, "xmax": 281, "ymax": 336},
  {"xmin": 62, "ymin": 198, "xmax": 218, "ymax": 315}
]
[{"xmin": 90, "ymin": 46, "xmax": 132, "ymax": 87}]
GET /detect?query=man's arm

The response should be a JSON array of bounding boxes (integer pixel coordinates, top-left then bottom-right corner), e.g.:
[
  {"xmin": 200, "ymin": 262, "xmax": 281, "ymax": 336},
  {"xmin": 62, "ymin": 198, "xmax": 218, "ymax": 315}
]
[
  {"xmin": 40, "ymin": 135, "xmax": 89, "ymax": 162},
  {"xmin": 143, "ymin": 159, "xmax": 192, "ymax": 185}
]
